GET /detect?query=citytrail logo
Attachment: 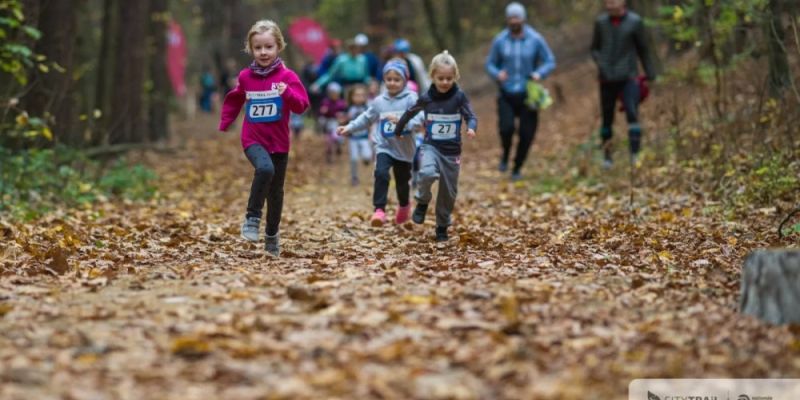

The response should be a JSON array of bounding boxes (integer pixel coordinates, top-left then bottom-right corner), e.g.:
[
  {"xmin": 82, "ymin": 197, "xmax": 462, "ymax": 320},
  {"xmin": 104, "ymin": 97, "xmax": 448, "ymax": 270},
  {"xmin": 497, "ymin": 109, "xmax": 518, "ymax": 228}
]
[
  {"xmin": 646, "ymin": 392, "xmax": 724, "ymax": 400},
  {"xmin": 649, "ymin": 391, "xmax": 661, "ymax": 400}
]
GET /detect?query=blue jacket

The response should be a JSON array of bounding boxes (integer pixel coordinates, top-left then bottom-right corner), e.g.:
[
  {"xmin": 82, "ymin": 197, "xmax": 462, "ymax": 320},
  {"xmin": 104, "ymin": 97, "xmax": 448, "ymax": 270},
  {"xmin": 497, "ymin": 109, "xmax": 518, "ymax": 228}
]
[{"xmin": 485, "ymin": 25, "xmax": 556, "ymax": 94}]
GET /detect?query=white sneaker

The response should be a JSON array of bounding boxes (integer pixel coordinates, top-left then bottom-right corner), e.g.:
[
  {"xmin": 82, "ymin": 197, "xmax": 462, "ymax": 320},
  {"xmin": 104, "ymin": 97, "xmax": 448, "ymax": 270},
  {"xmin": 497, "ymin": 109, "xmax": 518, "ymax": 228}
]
[{"xmin": 240, "ymin": 217, "xmax": 260, "ymax": 242}]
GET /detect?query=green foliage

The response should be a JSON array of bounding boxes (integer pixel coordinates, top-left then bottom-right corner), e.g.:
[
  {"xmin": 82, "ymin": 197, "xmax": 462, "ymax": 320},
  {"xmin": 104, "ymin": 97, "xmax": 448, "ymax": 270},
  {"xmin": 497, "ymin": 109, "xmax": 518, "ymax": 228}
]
[
  {"xmin": 725, "ymin": 152, "xmax": 800, "ymax": 207},
  {"xmin": 1, "ymin": 0, "xmax": 54, "ymax": 145},
  {"xmin": 0, "ymin": 0, "xmax": 41, "ymax": 85},
  {"xmin": 2, "ymin": 110, "xmax": 53, "ymax": 144},
  {"xmin": 782, "ymin": 223, "xmax": 800, "ymax": 238},
  {"xmin": 98, "ymin": 162, "xmax": 157, "ymax": 200},
  {"xmin": 656, "ymin": 0, "xmax": 767, "ymax": 58},
  {"xmin": 314, "ymin": 0, "xmax": 365, "ymax": 42},
  {"xmin": 0, "ymin": 146, "xmax": 158, "ymax": 220}
]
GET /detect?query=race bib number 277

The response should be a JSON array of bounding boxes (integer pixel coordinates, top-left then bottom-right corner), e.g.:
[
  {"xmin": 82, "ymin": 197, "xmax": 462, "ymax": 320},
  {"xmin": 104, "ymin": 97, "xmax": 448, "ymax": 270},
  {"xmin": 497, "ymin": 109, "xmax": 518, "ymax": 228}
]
[{"xmin": 246, "ymin": 90, "xmax": 283, "ymax": 123}]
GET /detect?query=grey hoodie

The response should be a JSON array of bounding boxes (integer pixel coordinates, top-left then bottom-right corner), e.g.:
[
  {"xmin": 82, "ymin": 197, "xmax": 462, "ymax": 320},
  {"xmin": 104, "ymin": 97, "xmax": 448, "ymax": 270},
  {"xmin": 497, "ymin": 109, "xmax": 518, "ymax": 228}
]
[{"xmin": 344, "ymin": 87, "xmax": 424, "ymax": 162}]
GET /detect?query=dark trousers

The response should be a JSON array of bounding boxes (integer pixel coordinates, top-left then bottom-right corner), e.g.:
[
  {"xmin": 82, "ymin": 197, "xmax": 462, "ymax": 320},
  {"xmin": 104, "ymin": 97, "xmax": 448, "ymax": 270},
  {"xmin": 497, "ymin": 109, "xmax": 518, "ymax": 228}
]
[
  {"xmin": 600, "ymin": 79, "xmax": 641, "ymax": 154},
  {"xmin": 373, "ymin": 152, "xmax": 412, "ymax": 210},
  {"xmin": 498, "ymin": 91, "xmax": 539, "ymax": 174},
  {"xmin": 244, "ymin": 144, "xmax": 288, "ymax": 236}
]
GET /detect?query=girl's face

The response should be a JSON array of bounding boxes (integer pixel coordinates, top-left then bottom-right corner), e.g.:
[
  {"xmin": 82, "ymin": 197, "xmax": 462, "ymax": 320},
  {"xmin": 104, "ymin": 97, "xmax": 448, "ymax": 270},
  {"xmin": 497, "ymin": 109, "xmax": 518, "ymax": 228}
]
[
  {"xmin": 351, "ymin": 89, "xmax": 368, "ymax": 105},
  {"xmin": 250, "ymin": 31, "xmax": 279, "ymax": 67},
  {"xmin": 383, "ymin": 70, "xmax": 405, "ymax": 96},
  {"xmin": 432, "ymin": 65, "xmax": 456, "ymax": 93}
]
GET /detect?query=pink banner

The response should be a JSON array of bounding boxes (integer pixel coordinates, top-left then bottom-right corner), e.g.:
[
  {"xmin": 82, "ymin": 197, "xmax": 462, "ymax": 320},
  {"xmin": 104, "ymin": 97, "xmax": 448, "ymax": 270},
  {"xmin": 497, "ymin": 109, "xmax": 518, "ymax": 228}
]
[
  {"xmin": 288, "ymin": 17, "xmax": 330, "ymax": 64},
  {"xmin": 166, "ymin": 20, "xmax": 187, "ymax": 97}
]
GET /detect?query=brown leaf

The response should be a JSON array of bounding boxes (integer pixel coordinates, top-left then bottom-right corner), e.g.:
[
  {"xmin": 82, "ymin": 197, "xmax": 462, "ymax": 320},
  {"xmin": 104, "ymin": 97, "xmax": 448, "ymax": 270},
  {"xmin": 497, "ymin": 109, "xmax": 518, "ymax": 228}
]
[{"xmin": 46, "ymin": 246, "xmax": 71, "ymax": 275}]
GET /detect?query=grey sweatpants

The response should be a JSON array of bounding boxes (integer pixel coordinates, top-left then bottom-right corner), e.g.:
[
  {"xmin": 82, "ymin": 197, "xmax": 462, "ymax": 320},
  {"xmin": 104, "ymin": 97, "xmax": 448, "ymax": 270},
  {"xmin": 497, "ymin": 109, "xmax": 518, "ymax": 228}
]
[{"xmin": 415, "ymin": 144, "xmax": 460, "ymax": 228}]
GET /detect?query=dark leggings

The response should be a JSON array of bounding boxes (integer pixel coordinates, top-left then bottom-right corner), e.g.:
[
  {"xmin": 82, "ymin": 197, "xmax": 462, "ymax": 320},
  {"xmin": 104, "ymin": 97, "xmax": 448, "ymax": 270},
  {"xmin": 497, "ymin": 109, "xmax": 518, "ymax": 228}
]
[
  {"xmin": 244, "ymin": 144, "xmax": 288, "ymax": 236},
  {"xmin": 373, "ymin": 152, "xmax": 412, "ymax": 210},
  {"xmin": 498, "ymin": 91, "xmax": 539, "ymax": 174},
  {"xmin": 600, "ymin": 79, "xmax": 641, "ymax": 154}
]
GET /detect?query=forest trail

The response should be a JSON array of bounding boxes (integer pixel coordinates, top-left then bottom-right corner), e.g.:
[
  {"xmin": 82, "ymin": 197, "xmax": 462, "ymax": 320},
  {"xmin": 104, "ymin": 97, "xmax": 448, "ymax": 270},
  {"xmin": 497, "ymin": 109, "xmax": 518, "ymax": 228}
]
[{"xmin": 1, "ymin": 65, "xmax": 796, "ymax": 399}]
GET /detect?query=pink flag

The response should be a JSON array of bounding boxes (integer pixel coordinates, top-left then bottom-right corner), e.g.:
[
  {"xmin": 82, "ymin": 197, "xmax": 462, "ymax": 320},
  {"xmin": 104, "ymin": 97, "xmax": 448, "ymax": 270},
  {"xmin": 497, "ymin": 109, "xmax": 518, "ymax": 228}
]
[
  {"xmin": 166, "ymin": 20, "xmax": 187, "ymax": 97},
  {"xmin": 288, "ymin": 17, "xmax": 330, "ymax": 63}
]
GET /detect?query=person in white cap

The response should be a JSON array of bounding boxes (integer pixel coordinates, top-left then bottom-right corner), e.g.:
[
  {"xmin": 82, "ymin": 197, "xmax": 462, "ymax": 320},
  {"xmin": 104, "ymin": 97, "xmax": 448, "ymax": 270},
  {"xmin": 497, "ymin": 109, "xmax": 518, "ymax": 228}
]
[
  {"xmin": 485, "ymin": 1, "xmax": 556, "ymax": 181},
  {"xmin": 355, "ymin": 33, "xmax": 381, "ymax": 80}
]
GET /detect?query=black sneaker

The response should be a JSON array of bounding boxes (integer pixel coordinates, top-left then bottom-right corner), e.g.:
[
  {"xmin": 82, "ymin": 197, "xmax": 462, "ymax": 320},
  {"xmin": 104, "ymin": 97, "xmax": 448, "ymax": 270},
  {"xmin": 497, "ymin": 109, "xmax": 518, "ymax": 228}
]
[
  {"xmin": 435, "ymin": 226, "xmax": 448, "ymax": 242},
  {"xmin": 412, "ymin": 203, "xmax": 428, "ymax": 224}
]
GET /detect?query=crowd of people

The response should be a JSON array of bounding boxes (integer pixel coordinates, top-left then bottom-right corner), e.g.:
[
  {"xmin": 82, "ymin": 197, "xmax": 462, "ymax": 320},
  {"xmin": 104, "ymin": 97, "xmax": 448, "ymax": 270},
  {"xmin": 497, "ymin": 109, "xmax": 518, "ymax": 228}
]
[{"xmin": 218, "ymin": 0, "xmax": 656, "ymax": 255}]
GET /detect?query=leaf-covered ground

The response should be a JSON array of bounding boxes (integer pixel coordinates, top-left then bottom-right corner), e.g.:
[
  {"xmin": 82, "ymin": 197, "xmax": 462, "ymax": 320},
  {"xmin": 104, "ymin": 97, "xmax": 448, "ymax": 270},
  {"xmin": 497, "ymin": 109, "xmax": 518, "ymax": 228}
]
[{"xmin": 1, "ymin": 66, "xmax": 798, "ymax": 399}]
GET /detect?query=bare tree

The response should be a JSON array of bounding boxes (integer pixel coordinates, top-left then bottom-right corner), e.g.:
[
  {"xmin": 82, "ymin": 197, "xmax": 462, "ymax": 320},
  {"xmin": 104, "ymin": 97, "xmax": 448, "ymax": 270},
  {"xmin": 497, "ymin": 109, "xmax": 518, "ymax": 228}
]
[
  {"xmin": 765, "ymin": 0, "xmax": 790, "ymax": 97},
  {"xmin": 148, "ymin": 0, "xmax": 170, "ymax": 142},
  {"xmin": 110, "ymin": 1, "xmax": 148, "ymax": 144},
  {"xmin": 94, "ymin": 0, "xmax": 117, "ymax": 145},
  {"xmin": 22, "ymin": 0, "xmax": 82, "ymax": 146}
]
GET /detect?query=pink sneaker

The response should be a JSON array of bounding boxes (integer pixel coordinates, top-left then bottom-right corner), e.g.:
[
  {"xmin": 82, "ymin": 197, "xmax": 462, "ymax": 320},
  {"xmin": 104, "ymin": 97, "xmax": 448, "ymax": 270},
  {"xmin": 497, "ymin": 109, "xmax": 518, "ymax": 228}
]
[
  {"xmin": 395, "ymin": 205, "xmax": 411, "ymax": 224},
  {"xmin": 370, "ymin": 208, "xmax": 386, "ymax": 227}
]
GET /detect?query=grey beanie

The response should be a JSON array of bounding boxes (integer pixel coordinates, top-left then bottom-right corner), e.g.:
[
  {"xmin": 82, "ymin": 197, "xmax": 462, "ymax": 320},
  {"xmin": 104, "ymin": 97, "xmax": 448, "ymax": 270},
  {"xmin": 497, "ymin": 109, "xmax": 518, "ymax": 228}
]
[{"xmin": 505, "ymin": 2, "xmax": 526, "ymax": 20}]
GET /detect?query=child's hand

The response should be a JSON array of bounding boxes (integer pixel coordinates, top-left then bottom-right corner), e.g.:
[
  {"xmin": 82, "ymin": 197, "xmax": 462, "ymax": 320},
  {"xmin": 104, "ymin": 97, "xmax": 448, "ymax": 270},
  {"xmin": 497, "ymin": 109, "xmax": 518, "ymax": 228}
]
[
  {"xmin": 336, "ymin": 126, "xmax": 349, "ymax": 136},
  {"xmin": 466, "ymin": 128, "xmax": 476, "ymax": 138},
  {"xmin": 387, "ymin": 115, "xmax": 399, "ymax": 123},
  {"xmin": 277, "ymin": 82, "xmax": 287, "ymax": 95}
]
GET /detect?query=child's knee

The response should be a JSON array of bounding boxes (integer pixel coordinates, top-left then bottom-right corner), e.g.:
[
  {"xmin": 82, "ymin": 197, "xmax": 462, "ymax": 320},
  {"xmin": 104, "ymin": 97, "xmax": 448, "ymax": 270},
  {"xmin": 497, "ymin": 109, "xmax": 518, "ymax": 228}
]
[
  {"xmin": 374, "ymin": 168, "xmax": 391, "ymax": 182},
  {"xmin": 417, "ymin": 168, "xmax": 438, "ymax": 182},
  {"xmin": 255, "ymin": 164, "xmax": 275, "ymax": 179}
]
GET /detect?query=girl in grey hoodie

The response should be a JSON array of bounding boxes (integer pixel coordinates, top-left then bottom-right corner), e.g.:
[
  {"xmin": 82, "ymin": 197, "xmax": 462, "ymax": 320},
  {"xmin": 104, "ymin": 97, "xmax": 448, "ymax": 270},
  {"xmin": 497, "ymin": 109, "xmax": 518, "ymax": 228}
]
[{"xmin": 337, "ymin": 60, "xmax": 424, "ymax": 226}]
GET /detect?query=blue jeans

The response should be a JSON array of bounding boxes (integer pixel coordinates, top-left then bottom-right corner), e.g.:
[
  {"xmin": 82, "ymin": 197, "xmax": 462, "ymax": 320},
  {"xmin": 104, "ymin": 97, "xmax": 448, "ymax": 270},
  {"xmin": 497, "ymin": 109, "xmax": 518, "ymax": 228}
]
[{"xmin": 244, "ymin": 145, "xmax": 288, "ymax": 236}]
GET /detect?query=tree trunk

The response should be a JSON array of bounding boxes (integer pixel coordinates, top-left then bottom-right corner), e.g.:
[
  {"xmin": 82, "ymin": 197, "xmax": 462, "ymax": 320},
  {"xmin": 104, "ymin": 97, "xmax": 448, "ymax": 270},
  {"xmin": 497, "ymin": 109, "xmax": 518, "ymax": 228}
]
[
  {"xmin": 421, "ymin": 0, "xmax": 447, "ymax": 52},
  {"xmin": 765, "ymin": 0, "xmax": 790, "ymax": 97},
  {"xmin": 446, "ymin": 0, "xmax": 462, "ymax": 55},
  {"xmin": 23, "ymin": 0, "xmax": 81, "ymax": 146},
  {"xmin": 366, "ymin": 0, "xmax": 388, "ymax": 48},
  {"xmin": 94, "ymin": 0, "xmax": 117, "ymax": 146},
  {"xmin": 740, "ymin": 249, "xmax": 800, "ymax": 324},
  {"xmin": 147, "ymin": 0, "xmax": 170, "ymax": 142},
  {"xmin": 110, "ymin": 0, "xmax": 148, "ymax": 144}
]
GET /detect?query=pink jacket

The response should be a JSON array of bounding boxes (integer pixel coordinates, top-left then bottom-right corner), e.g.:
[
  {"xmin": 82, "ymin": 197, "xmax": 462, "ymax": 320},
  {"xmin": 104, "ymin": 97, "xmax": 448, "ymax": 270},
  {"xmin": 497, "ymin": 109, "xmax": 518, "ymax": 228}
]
[{"xmin": 219, "ymin": 64, "xmax": 310, "ymax": 153}]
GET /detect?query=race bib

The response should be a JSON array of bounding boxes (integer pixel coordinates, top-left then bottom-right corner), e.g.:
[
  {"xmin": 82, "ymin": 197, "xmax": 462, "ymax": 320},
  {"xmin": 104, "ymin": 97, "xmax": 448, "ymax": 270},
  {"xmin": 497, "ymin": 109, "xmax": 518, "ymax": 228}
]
[
  {"xmin": 379, "ymin": 112, "xmax": 402, "ymax": 138},
  {"xmin": 246, "ymin": 90, "xmax": 282, "ymax": 123},
  {"xmin": 426, "ymin": 113, "xmax": 461, "ymax": 140}
]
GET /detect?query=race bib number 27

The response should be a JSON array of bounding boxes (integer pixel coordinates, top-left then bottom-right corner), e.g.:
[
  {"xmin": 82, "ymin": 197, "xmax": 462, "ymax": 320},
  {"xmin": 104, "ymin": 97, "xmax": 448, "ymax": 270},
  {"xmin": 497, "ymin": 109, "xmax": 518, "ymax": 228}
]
[{"xmin": 427, "ymin": 113, "xmax": 461, "ymax": 140}]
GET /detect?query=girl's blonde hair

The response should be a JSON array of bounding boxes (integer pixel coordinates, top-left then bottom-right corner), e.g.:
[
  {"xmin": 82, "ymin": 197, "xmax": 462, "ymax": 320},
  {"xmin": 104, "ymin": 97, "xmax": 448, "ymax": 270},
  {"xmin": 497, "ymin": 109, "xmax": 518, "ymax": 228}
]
[
  {"xmin": 428, "ymin": 50, "xmax": 460, "ymax": 80},
  {"xmin": 244, "ymin": 20, "xmax": 285, "ymax": 54},
  {"xmin": 347, "ymin": 83, "xmax": 368, "ymax": 104}
]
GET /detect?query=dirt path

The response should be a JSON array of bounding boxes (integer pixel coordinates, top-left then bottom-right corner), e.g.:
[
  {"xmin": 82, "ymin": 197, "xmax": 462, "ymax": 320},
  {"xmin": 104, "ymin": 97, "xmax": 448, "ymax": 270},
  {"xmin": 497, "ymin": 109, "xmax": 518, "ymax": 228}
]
[{"xmin": 1, "ymin": 71, "xmax": 797, "ymax": 399}]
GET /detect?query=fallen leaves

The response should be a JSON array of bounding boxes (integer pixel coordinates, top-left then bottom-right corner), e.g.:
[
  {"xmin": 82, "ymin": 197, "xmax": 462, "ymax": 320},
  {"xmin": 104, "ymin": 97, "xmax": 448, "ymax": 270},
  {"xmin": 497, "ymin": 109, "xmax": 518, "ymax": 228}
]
[{"xmin": 0, "ymin": 99, "xmax": 795, "ymax": 399}]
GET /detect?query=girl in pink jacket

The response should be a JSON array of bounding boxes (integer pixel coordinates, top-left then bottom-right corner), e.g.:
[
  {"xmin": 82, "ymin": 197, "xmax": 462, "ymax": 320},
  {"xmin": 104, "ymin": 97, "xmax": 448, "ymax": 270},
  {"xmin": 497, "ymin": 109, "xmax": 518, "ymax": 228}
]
[{"xmin": 219, "ymin": 19, "xmax": 310, "ymax": 256}]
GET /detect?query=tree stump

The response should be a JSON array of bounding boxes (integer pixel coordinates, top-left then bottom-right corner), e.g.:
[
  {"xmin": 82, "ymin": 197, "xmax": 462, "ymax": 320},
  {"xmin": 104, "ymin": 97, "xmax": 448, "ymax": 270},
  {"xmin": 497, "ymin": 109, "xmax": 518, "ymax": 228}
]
[{"xmin": 740, "ymin": 249, "xmax": 800, "ymax": 324}]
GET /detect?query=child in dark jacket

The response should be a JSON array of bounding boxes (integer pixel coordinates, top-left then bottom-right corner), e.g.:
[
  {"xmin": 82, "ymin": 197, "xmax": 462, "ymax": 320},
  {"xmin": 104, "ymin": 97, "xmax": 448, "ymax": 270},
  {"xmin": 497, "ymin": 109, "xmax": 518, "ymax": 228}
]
[{"xmin": 394, "ymin": 51, "xmax": 477, "ymax": 242}]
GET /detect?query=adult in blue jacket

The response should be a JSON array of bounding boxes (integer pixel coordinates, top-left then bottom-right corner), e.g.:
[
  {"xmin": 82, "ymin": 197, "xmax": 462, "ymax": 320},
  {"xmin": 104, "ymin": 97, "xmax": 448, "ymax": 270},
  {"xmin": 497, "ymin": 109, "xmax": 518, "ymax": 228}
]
[{"xmin": 485, "ymin": 2, "xmax": 556, "ymax": 181}]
